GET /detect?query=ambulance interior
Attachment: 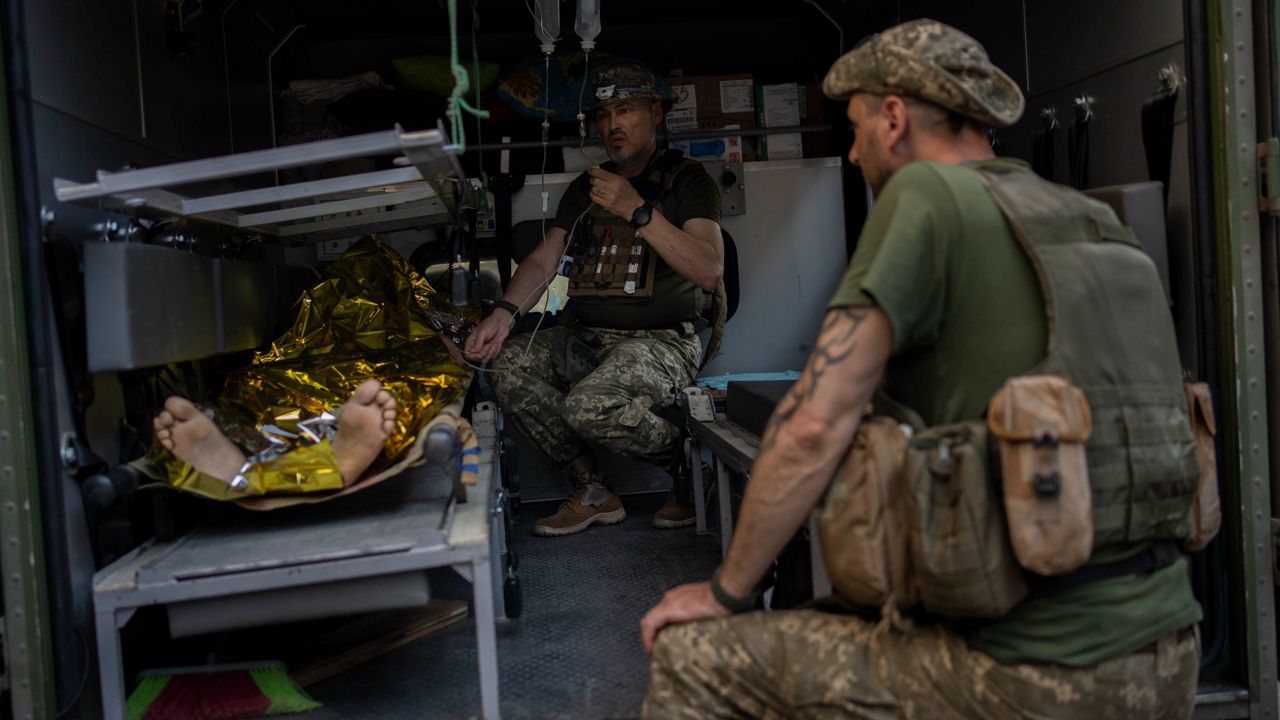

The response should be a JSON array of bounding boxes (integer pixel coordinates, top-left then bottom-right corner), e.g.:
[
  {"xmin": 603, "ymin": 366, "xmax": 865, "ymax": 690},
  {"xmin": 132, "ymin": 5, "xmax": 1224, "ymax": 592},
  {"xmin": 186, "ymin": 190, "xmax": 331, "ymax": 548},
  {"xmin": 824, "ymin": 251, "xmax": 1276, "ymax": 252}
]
[{"xmin": 8, "ymin": 0, "xmax": 1248, "ymax": 717}]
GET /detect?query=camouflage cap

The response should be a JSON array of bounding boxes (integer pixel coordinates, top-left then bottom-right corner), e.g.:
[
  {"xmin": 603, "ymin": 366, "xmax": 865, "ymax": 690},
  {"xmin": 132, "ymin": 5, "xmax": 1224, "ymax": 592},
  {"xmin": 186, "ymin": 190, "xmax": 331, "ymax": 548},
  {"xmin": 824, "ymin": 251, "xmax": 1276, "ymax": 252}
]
[
  {"xmin": 588, "ymin": 64, "xmax": 666, "ymax": 110},
  {"xmin": 821, "ymin": 19, "xmax": 1025, "ymax": 128}
]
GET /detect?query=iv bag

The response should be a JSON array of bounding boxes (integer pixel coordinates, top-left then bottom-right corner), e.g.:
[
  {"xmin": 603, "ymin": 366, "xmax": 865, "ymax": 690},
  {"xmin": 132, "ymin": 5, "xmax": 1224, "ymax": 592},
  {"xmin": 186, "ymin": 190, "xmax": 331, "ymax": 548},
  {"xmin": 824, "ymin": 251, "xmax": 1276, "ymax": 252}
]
[
  {"xmin": 575, "ymin": 0, "xmax": 601, "ymax": 50},
  {"xmin": 534, "ymin": 0, "xmax": 560, "ymax": 54}
]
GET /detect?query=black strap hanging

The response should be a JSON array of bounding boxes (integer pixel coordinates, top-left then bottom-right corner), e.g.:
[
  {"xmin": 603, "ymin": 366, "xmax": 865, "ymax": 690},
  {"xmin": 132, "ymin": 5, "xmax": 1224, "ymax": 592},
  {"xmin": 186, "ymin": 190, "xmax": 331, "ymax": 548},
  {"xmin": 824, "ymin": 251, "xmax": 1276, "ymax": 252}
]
[
  {"xmin": 1067, "ymin": 95, "xmax": 1093, "ymax": 190},
  {"xmin": 1032, "ymin": 106, "xmax": 1058, "ymax": 181},
  {"xmin": 1142, "ymin": 65, "xmax": 1181, "ymax": 208}
]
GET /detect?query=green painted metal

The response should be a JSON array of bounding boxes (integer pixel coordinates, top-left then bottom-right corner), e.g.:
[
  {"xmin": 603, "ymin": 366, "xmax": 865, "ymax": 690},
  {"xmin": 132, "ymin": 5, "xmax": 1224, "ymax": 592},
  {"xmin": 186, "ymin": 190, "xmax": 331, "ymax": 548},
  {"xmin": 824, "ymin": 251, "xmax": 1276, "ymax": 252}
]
[
  {"xmin": 1260, "ymin": 138, "xmax": 1280, "ymax": 213},
  {"xmin": 1206, "ymin": 0, "xmax": 1279, "ymax": 717},
  {"xmin": 0, "ymin": 27, "xmax": 53, "ymax": 720}
]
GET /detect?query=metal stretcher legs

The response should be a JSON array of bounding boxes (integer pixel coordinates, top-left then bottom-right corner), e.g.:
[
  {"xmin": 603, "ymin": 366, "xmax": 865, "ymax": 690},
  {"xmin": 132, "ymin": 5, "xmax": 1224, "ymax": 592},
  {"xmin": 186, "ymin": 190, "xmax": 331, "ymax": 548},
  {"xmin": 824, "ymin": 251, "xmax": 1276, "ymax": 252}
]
[
  {"xmin": 688, "ymin": 438, "xmax": 709, "ymax": 534},
  {"xmin": 716, "ymin": 457, "xmax": 734, "ymax": 557},
  {"xmin": 95, "ymin": 606, "xmax": 131, "ymax": 720},
  {"xmin": 470, "ymin": 553, "xmax": 501, "ymax": 719}
]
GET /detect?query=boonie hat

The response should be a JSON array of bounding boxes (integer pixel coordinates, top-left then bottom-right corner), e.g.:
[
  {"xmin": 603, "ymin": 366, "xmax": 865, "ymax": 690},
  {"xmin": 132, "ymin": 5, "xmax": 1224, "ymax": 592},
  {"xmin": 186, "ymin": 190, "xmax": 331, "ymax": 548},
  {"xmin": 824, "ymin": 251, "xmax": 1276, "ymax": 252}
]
[
  {"xmin": 822, "ymin": 18, "xmax": 1025, "ymax": 127},
  {"xmin": 588, "ymin": 64, "xmax": 666, "ymax": 110}
]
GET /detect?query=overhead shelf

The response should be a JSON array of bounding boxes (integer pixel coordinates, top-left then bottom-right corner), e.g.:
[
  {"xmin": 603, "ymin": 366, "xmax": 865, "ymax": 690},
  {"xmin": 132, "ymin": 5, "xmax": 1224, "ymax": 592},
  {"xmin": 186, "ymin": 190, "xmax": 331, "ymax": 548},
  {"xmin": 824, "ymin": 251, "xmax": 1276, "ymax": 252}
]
[{"xmin": 53, "ymin": 124, "xmax": 468, "ymax": 242}]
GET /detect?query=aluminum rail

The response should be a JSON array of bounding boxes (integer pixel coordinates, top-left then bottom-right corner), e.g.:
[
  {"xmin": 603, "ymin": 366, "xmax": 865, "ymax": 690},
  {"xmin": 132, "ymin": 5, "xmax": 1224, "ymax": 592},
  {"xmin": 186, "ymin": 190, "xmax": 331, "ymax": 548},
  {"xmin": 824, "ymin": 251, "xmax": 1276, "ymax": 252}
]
[{"xmin": 51, "ymin": 125, "xmax": 465, "ymax": 238}]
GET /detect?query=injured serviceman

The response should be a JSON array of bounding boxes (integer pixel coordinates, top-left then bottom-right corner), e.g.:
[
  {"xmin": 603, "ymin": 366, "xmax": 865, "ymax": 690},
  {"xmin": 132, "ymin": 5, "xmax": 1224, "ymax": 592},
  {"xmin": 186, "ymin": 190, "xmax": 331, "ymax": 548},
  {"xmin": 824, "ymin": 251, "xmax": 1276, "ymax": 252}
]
[{"xmin": 143, "ymin": 236, "xmax": 474, "ymax": 502}]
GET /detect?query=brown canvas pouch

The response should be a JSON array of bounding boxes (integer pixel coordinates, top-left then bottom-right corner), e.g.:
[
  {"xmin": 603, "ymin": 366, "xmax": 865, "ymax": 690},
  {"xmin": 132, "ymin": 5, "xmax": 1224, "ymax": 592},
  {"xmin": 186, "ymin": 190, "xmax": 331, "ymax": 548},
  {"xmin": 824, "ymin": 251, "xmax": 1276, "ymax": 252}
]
[
  {"xmin": 819, "ymin": 415, "xmax": 917, "ymax": 610},
  {"xmin": 1182, "ymin": 381, "xmax": 1221, "ymax": 551},
  {"xmin": 904, "ymin": 421, "xmax": 1027, "ymax": 617},
  {"xmin": 988, "ymin": 375, "xmax": 1093, "ymax": 575}
]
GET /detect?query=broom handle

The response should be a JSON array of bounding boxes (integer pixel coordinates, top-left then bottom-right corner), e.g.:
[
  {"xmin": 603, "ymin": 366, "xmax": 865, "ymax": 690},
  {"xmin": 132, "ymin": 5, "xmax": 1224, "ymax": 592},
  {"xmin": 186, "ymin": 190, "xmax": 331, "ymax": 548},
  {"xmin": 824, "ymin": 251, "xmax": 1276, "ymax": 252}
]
[{"xmin": 136, "ymin": 660, "xmax": 286, "ymax": 680}]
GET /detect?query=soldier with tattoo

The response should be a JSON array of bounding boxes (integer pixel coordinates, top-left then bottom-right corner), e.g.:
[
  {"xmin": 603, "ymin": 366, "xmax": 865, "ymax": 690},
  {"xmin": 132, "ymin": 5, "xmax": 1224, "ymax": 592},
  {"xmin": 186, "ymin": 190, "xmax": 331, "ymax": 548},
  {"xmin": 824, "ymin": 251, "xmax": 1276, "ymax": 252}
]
[
  {"xmin": 465, "ymin": 65, "xmax": 726, "ymax": 537},
  {"xmin": 639, "ymin": 19, "xmax": 1201, "ymax": 719}
]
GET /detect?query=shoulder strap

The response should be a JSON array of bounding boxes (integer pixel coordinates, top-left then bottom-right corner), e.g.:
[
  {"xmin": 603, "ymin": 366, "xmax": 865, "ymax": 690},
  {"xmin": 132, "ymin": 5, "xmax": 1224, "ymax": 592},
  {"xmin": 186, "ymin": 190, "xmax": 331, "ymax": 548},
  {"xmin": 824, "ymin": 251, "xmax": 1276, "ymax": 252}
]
[{"xmin": 700, "ymin": 280, "xmax": 727, "ymax": 369}]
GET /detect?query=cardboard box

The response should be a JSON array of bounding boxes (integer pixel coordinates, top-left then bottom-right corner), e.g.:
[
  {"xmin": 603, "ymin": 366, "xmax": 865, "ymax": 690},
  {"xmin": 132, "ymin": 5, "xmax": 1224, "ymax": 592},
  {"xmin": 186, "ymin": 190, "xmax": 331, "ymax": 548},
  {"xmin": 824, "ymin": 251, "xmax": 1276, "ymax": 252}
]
[
  {"xmin": 756, "ymin": 83, "xmax": 802, "ymax": 160},
  {"xmin": 800, "ymin": 82, "xmax": 832, "ymax": 158},
  {"xmin": 666, "ymin": 74, "xmax": 756, "ymax": 162},
  {"xmin": 668, "ymin": 124, "xmax": 747, "ymax": 162},
  {"xmin": 667, "ymin": 74, "xmax": 756, "ymax": 128}
]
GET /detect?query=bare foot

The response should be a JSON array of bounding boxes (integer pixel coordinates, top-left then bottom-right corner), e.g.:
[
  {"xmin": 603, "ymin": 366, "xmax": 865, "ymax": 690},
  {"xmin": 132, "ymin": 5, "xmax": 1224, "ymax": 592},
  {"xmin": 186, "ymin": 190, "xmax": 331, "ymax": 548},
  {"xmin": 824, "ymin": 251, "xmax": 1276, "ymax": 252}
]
[
  {"xmin": 153, "ymin": 397, "xmax": 247, "ymax": 486},
  {"xmin": 332, "ymin": 380, "xmax": 398, "ymax": 485}
]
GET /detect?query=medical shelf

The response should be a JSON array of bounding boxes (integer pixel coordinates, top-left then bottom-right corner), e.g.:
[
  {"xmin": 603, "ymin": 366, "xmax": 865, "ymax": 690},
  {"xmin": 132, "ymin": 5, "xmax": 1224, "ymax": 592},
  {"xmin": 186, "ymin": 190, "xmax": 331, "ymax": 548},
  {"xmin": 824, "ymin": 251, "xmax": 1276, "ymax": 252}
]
[{"xmin": 53, "ymin": 124, "xmax": 469, "ymax": 242}]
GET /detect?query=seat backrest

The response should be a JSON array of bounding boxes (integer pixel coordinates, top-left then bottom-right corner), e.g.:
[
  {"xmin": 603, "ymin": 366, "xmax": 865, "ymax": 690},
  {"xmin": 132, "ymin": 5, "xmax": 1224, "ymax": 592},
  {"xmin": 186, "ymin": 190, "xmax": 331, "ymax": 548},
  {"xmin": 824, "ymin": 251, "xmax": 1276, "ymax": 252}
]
[{"xmin": 720, "ymin": 227, "xmax": 740, "ymax": 322}]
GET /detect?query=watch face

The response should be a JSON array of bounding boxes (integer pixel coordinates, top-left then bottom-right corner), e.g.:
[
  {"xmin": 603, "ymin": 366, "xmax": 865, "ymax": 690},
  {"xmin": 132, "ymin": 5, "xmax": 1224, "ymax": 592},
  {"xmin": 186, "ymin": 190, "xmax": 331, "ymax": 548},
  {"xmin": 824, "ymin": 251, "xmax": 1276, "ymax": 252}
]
[{"xmin": 631, "ymin": 204, "xmax": 652, "ymax": 228}]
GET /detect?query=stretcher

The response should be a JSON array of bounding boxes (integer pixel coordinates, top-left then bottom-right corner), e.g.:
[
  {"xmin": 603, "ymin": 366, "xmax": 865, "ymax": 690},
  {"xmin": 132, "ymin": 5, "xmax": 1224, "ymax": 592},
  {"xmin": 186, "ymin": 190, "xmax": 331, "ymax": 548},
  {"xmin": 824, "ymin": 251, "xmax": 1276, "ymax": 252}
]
[{"xmin": 92, "ymin": 402, "xmax": 511, "ymax": 720}]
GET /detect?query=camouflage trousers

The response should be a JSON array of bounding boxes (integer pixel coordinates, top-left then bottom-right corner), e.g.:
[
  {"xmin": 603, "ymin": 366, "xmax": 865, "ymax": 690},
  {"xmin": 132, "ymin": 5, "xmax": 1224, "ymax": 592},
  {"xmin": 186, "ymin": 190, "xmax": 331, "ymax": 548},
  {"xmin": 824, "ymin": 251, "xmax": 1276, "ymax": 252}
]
[
  {"xmin": 644, "ymin": 609, "xmax": 1198, "ymax": 719},
  {"xmin": 488, "ymin": 323, "xmax": 702, "ymax": 469}
]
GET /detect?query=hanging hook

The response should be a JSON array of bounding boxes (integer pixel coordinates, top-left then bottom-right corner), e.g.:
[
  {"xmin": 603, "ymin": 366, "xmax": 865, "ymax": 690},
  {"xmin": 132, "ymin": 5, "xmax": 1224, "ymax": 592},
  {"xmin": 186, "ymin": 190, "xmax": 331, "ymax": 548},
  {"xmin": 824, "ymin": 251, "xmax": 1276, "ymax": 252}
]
[
  {"xmin": 1156, "ymin": 63, "xmax": 1184, "ymax": 94},
  {"xmin": 1072, "ymin": 94, "xmax": 1095, "ymax": 123},
  {"xmin": 1040, "ymin": 105, "xmax": 1059, "ymax": 130}
]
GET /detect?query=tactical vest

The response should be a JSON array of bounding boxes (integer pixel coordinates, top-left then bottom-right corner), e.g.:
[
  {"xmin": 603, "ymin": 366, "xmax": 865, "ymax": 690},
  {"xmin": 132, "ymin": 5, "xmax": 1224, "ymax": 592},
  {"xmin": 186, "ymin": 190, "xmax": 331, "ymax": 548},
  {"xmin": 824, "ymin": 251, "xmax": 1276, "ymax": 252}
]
[
  {"xmin": 974, "ymin": 165, "xmax": 1199, "ymax": 546},
  {"xmin": 567, "ymin": 150, "xmax": 694, "ymax": 302}
]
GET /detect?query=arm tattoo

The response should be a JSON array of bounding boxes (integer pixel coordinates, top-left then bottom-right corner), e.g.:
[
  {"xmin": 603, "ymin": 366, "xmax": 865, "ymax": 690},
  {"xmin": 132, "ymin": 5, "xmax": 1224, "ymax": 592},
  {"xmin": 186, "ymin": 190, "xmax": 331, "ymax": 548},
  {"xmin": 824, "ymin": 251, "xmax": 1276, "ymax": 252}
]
[{"xmin": 758, "ymin": 307, "xmax": 869, "ymax": 453}]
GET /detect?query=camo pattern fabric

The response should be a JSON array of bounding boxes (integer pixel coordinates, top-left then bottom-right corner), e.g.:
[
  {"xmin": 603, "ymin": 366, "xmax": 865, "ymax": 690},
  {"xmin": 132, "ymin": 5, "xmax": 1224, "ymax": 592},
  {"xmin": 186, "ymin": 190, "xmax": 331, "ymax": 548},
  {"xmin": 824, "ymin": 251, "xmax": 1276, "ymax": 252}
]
[
  {"xmin": 821, "ymin": 18, "xmax": 1025, "ymax": 127},
  {"xmin": 644, "ymin": 609, "xmax": 1198, "ymax": 720},
  {"xmin": 488, "ymin": 324, "xmax": 701, "ymax": 469},
  {"xmin": 589, "ymin": 64, "xmax": 668, "ymax": 110}
]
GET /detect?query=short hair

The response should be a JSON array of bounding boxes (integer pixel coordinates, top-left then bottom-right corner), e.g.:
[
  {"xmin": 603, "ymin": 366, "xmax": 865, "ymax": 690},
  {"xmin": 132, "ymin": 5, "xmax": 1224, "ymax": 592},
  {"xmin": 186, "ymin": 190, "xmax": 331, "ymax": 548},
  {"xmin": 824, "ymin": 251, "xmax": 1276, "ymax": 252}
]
[{"xmin": 859, "ymin": 93, "xmax": 988, "ymax": 136}]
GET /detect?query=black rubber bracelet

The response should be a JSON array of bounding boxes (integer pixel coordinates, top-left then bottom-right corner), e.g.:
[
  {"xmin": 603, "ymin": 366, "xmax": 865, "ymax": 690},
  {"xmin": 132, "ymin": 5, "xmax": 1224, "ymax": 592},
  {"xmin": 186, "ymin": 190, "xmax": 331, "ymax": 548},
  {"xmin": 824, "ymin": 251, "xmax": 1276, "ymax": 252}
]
[
  {"xmin": 491, "ymin": 299, "xmax": 521, "ymax": 323},
  {"xmin": 710, "ymin": 569, "xmax": 758, "ymax": 614}
]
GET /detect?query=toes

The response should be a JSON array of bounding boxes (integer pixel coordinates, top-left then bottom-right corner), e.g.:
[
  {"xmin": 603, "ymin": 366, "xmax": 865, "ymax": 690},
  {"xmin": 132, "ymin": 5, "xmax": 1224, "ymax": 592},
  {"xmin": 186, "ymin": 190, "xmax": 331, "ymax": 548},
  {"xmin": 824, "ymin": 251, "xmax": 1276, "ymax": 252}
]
[
  {"xmin": 164, "ymin": 396, "xmax": 199, "ymax": 420},
  {"xmin": 352, "ymin": 380, "xmax": 382, "ymax": 405},
  {"xmin": 382, "ymin": 418, "xmax": 396, "ymax": 435},
  {"xmin": 156, "ymin": 428, "xmax": 171, "ymax": 442},
  {"xmin": 375, "ymin": 388, "xmax": 395, "ymax": 409},
  {"xmin": 382, "ymin": 406, "xmax": 398, "ymax": 422}
]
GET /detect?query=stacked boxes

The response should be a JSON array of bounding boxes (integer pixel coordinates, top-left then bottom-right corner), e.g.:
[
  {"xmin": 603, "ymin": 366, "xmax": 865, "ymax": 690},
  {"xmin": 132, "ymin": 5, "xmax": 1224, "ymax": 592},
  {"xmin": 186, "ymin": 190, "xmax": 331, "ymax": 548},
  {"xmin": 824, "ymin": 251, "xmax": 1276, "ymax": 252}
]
[
  {"xmin": 756, "ymin": 83, "xmax": 803, "ymax": 160},
  {"xmin": 665, "ymin": 74, "xmax": 756, "ymax": 162}
]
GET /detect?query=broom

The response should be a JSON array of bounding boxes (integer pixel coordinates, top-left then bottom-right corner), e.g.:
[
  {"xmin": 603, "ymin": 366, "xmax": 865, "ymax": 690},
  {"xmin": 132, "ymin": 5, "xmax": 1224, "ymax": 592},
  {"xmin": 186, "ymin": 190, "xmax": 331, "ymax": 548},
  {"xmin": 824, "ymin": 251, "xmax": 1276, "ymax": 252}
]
[{"xmin": 125, "ymin": 661, "xmax": 321, "ymax": 720}]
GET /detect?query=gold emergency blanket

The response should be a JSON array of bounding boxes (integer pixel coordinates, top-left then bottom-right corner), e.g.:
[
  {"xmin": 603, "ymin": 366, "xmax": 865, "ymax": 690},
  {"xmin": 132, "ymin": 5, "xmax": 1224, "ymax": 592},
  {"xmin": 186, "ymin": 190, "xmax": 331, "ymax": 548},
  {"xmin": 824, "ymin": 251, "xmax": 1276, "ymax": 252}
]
[{"xmin": 148, "ymin": 237, "xmax": 472, "ymax": 501}]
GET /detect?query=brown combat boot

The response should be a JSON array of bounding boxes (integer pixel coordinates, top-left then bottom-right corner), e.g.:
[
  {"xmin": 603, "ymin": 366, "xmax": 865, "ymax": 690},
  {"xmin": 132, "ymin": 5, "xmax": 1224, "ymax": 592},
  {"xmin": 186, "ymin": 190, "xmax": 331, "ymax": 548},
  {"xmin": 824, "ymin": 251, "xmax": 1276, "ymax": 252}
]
[
  {"xmin": 652, "ymin": 461, "xmax": 711, "ymax": 529},
  {"xmin": 652, "ymin": 490, "xmax": 696, "ymax": 529},
  {"xmin": 533, "ymin": 455, "xmax": 626, "ymax": 537}
]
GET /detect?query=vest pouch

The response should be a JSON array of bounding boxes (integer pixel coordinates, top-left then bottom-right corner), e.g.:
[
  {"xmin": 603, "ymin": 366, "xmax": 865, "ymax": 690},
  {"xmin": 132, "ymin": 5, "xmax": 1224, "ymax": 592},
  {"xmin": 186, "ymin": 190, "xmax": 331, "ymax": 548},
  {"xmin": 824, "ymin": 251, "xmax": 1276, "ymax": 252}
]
[
  {"xmin": 1183, "ymin": 381, "xmax": 1221, "ymax": 551},
  {"xmin": 988, "ymin": 375, "xmax": 1093, "ymax": 575},
  {"xmin": 904, "ymin": 421, "xmax": 1027, "ymax": 617},
  {"xmin": 819, "ymin": 415, "xmax": 916, "ymax": 610}
]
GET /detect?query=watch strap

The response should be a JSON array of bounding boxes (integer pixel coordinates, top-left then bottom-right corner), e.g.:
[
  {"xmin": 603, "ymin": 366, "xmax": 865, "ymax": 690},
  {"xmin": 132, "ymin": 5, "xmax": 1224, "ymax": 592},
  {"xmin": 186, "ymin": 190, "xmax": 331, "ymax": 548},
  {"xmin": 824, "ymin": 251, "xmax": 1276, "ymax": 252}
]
[
  {"xmin": 710, "ymin": 569, "xmax": 759, "ymax": 614},
  {"xmin": 491, "ymin": 299, "xmax": 521, "ymax": 323}
]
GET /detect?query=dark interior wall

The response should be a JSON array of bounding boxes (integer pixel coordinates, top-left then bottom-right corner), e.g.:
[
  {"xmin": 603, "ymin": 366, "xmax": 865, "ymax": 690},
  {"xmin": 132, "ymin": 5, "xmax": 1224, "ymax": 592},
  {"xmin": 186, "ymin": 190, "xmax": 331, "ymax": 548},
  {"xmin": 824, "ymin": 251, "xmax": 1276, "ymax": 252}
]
[
  {"xmin": 291, "ymin": 17, "xmax": 818, "ymax": 84},
  {"xmin": 981, "ymin": 0, "xmax": 1197, "ymax": 373},
  {"xmin": 24, "ymin": 0, "xmax": 234, "ymax": 224}
]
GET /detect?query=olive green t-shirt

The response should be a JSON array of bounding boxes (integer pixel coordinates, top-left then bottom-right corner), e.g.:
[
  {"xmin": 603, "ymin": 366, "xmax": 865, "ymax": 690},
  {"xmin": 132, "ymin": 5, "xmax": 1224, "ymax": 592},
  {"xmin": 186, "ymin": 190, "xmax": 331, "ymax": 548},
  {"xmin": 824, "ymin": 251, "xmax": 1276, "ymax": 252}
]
[
  {"xmin": 552, "ymin": 154, "xmax": 722, "ymax": 329},
  {"xmin": 829, "ymin": 158, "xmax": 1202, "ymax": 667}
]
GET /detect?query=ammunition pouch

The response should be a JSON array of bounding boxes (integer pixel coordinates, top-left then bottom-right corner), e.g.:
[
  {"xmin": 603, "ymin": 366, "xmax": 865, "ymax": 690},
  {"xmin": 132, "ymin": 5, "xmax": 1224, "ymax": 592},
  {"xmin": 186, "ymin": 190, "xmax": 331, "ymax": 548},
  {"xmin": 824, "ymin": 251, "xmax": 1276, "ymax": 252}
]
[
  {"xmin": 988, "ymin": 375, "xmax": 1094, "ymax": 576},
  {"xmin": 903, "ymin": 420, "xmax": 1027, "ymax": 617},
  {"xmin": 1183, "ymin": 381, "xmax": 1221, "ymax": 551},
  {"xmin": 819, "ymin": 415, "xmax": 916, "ymax": 610},
  {"xmin": 820, "ymin": 417, "xmax": 1026, "ymax": 618}
]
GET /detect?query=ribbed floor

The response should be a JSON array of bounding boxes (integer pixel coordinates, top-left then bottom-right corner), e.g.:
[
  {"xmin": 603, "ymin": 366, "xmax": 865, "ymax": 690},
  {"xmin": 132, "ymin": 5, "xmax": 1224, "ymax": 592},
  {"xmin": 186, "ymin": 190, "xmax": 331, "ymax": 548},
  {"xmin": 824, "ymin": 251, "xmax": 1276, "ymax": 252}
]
[{"xmin": 305, "ymin": 492, "xmax": 722, "ymax": 719}]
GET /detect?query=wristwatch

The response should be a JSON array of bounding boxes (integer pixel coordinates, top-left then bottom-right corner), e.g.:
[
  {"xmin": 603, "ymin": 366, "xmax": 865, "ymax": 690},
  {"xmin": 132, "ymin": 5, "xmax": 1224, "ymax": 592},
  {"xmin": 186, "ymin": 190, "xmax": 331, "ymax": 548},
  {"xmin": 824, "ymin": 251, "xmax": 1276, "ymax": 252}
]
[
  {"xmin": 710, "ymin": 568, "xmax": 759, "ymax": 614},
  {"xmin": 628, "ymin": 202, "xmax": 654, "ymax": 229},
  {"xmin": 491, "ymin": 299, "xmax": 521, "ymax": 323}
]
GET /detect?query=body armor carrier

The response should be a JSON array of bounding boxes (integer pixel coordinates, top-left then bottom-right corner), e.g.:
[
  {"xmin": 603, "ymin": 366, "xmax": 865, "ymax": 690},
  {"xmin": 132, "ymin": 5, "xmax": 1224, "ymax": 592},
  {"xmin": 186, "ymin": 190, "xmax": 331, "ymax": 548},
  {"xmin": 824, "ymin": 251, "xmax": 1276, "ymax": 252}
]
[
  {"xmin": 819, "ymin": 164, "xmax": 1206, "ymax": 618},
  {"xmin": 567, "ymin": 149, "xmax": 693, "ymax": 300},
  {"xmin": 974, "ymin": 165, "xmax": 1198, "ymax": 546}
]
